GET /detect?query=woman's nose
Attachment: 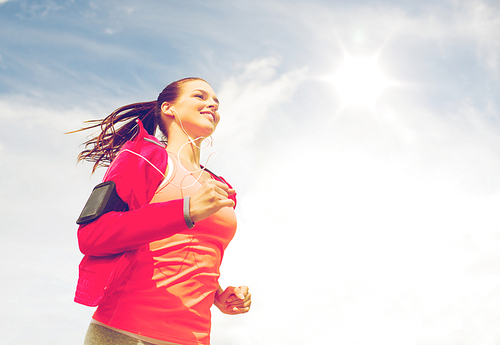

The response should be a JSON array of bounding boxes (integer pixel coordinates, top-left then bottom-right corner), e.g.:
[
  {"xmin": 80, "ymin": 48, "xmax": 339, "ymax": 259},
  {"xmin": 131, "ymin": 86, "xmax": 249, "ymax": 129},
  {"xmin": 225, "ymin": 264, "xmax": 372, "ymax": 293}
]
[{"xmin": 208, "ymin": 102, "xmax": 218, "ymax": 111}]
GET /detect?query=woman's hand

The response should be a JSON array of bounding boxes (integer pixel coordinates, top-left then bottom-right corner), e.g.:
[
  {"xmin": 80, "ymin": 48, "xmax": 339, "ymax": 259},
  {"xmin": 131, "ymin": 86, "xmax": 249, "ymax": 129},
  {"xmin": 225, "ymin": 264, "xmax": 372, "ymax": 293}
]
[
  {"xmin": 189, "ymin": 180, "xmax": 235, "ymax": 223},
  {"xmin": 214, "ymin": 285, "xmax": 251, "ymax": 315}
]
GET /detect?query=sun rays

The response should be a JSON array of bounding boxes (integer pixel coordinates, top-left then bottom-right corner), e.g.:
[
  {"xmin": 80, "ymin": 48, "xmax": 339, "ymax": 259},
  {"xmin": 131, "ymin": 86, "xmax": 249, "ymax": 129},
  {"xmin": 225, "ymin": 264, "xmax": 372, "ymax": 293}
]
[{"xmin": 324, "ymin": 52, "xmax": 397, "ymax": 111}]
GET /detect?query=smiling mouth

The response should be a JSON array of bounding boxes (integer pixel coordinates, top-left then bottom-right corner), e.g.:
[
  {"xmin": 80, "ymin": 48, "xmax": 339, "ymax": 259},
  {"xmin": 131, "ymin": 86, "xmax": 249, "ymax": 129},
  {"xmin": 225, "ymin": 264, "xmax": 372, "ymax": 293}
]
[{"xmin": 201, "ymin": 112, "xmax": 215, "ymax": 121}]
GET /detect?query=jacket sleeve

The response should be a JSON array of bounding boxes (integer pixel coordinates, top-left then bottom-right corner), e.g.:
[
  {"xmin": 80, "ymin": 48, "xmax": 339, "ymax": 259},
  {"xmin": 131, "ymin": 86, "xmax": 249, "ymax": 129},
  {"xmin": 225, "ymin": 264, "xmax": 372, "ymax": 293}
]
[
  {"xmin": 76, "ymin": 122, "xmax": 186, "ymax": 257},
  {"xmin": 77, "ymin": 199, "xmax": 188, "ymax": 256}
]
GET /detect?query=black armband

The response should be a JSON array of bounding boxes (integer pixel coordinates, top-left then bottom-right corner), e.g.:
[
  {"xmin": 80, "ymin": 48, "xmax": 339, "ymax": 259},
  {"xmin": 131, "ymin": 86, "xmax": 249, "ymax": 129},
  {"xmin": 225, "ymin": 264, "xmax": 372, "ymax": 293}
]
[{"xmin": 76, "ymin": 181, "xmax": 129, "ymax": 225}]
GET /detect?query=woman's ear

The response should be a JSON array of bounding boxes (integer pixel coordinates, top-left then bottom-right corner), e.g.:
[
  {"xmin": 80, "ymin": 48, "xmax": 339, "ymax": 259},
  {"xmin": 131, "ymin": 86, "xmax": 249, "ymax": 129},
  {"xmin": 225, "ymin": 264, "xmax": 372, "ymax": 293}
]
[{"xmin": 161, "ymin": 102, "xmax": 175, "ymax": 118}]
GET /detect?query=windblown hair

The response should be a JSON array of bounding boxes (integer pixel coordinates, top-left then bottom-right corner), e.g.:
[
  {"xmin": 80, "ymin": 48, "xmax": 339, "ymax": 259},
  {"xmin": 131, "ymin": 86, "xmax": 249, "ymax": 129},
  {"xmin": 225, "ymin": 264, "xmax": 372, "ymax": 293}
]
[{"xmin": 70, "ymin": 77, "xmax": 205, "ymax": 173}]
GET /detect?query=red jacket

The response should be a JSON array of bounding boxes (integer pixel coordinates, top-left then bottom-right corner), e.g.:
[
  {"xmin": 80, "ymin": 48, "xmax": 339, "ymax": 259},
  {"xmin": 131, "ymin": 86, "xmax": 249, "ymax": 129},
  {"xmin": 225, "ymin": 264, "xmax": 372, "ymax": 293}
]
[
  {"xmin": 75, "ymin": 120, "xmax": 236, "ymax": 307},
  {"xmin": 75, "ymin": 120, "xmax": 188, "ymax": 306}
]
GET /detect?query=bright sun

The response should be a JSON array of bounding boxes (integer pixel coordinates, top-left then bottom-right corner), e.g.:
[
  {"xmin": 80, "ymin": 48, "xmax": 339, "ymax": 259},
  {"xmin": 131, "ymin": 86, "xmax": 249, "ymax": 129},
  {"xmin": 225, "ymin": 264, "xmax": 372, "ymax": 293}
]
[{"xmin": 325, "ymin": 53, "xmax": 395, "ymax": 110}]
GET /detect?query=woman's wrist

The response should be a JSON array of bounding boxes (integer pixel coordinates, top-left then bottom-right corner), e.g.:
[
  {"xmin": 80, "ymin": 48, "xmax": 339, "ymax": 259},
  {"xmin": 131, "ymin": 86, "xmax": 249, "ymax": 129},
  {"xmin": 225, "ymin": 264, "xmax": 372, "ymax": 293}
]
[{"xmin": 214, "ymin": 285, "xmax": 223, "ymax": 306}]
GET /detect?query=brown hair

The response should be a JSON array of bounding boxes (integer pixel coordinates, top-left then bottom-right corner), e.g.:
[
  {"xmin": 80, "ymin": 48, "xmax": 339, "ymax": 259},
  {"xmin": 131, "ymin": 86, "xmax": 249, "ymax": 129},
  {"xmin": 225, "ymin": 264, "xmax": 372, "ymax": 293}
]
[{"xmin": 70, "ymin": 77, "xmax": 205, "ymax": 173}]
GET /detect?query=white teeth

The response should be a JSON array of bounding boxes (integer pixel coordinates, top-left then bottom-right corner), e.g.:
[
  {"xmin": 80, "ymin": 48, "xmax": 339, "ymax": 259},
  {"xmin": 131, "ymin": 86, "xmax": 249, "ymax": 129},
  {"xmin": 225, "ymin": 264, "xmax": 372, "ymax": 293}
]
[{"xmin": 203, "ymin": 112, "xmax": 214, "ymax": 120}]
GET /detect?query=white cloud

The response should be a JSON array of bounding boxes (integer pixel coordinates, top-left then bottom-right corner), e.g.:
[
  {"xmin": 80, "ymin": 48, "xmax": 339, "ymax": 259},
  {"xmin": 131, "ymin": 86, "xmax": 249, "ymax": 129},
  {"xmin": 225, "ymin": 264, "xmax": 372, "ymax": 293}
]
[
  {"xmin": 14, "ymin": 0, "xmax": 65, "ymax": 18},
  {"xmin": 0, "ymin": 95, "xmax": 96, "ymax": 133},
  {"xmin": 451, "ymin": 0, "xmax": 500, "ymax": 73},
  {"xmin": 215, "ymin": 57, "xmax": 306, "ymax": 145},
  {"xmin": 377, "ymin": 0, "xmax": 500, "ymax": 74},
  {"xmin": 211, "ymin": 46, "xmax": 500, "ymax": 345},
  {"xmin": 216, "ymin": 102, "xmax": 500, "ymax": 343},
  {"xmin": 260, "ymin": 0, "xmax": 500, "ymax": 79},
  {"xmin": 0, "ymin": 95, "xmax": 104, "ymax": 343},
  {"xmin": 217, "ymin": 130, "xmax": 500, "ymax": 344},
  {"xmin": 200, "ymin": 56, "xmax": 307, "ymax": 186}
]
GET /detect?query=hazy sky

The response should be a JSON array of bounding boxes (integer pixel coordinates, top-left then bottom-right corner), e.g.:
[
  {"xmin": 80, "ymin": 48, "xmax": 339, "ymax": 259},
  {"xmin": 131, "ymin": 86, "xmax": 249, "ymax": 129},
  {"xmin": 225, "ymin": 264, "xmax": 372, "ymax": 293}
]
[{"xmin": 1, "ymin": 0, "xmax": 500, "ymax": 344}]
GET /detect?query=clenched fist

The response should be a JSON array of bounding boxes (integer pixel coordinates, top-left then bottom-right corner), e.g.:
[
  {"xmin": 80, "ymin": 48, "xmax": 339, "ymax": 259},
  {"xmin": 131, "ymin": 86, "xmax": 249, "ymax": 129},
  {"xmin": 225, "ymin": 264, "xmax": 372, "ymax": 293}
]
[{"xmin": 189, "ymin": 179, "xmax": 235, "ymax": 223}]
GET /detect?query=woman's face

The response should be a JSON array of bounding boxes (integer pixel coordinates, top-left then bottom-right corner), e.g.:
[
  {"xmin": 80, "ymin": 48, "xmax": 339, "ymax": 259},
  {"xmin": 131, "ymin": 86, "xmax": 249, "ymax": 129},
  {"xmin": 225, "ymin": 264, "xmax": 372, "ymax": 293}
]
[{"xmin": 164, "ymin": 80, "xmax": 221, "ymax": 138}]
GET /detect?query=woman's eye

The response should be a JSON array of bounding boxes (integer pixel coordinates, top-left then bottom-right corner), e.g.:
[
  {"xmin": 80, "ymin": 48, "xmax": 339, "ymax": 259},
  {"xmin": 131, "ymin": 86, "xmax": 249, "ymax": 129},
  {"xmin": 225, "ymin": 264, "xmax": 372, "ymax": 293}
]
[{"xmin": 195, "ymin": 94, "xmax": 204, "ymax": 99}]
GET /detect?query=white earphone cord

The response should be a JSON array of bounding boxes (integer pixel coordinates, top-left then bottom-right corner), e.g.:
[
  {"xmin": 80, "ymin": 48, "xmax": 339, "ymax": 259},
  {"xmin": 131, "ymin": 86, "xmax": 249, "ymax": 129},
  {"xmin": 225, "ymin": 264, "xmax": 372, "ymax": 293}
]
[
  {"xmin": 167, "ymin": 107, "xmax": 218, "ymax": 189},
  {"xmin": 105, "ymin": 108, "xmax": 219, "ymax": 190}
]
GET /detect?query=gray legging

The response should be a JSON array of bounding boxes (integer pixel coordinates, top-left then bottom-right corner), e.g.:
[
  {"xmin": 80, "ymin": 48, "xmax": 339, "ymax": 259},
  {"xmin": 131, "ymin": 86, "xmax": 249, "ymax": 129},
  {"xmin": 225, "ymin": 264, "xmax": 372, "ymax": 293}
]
[{"xmin": 83, "ymin": 323, "xmax": 178, "ymax": 345}]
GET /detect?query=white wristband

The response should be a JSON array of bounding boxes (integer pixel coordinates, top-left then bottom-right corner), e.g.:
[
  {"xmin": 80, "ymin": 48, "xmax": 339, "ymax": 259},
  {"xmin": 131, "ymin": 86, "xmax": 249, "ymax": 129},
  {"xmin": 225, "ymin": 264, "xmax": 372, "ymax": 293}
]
[{"xmin": 183, "ymin": 196, "xmax": 195, "ymax": 229}]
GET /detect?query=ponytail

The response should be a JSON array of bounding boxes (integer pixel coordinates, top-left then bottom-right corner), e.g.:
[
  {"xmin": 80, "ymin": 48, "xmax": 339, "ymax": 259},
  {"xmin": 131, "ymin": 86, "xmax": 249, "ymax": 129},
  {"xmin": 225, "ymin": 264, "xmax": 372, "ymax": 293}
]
[
  {"xmin": 71, "ymin": 77, "xmax": 206, "ymax": 174},
  {"xmin": 70, "ymin": 101, "xmax": 157, "ymax": 174}
]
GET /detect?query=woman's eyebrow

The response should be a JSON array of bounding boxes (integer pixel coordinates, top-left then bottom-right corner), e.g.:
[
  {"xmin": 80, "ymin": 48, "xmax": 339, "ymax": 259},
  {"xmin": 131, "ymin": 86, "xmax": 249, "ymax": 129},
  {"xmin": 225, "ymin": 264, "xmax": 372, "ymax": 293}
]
[{"xmin": 194, "ymin": 89, "xmax": 219, "ymax": 104}]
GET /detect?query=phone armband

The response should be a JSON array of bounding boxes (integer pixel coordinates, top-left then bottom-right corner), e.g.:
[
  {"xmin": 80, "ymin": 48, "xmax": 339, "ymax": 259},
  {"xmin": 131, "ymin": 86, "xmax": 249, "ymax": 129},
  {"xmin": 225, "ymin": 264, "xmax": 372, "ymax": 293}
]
[{"xmin": 76, "ymin": 181, "xmax": 129, "ymax": 225}]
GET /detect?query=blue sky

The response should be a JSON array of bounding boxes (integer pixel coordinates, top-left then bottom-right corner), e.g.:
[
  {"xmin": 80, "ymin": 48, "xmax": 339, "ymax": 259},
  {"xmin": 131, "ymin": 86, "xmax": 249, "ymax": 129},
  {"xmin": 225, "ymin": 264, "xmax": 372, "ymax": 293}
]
[{"xmin": 1, "ymin": 0, "xmax": 500, "ymax": 344}]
